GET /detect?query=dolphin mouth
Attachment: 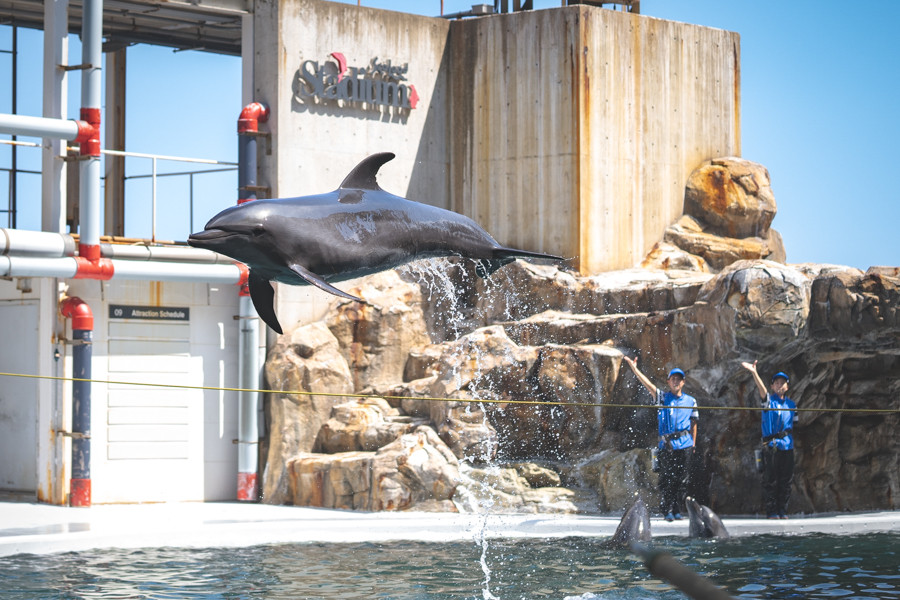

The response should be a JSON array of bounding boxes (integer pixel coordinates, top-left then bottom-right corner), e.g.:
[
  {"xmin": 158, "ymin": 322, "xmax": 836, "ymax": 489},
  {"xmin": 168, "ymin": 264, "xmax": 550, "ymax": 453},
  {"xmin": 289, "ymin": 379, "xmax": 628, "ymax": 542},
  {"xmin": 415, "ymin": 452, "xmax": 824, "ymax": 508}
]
[{"xmin": 187, "ymin": 229, "xmax": 238, "ymax": 247}]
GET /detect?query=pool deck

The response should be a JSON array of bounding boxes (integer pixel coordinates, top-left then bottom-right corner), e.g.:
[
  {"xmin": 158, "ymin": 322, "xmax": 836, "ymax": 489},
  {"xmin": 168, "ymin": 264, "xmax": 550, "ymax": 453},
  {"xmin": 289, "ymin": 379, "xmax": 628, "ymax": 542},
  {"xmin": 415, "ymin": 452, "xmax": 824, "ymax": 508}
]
[{"xmin": 1, "ymin": 500, "xmax": 897, "ymax": 557}]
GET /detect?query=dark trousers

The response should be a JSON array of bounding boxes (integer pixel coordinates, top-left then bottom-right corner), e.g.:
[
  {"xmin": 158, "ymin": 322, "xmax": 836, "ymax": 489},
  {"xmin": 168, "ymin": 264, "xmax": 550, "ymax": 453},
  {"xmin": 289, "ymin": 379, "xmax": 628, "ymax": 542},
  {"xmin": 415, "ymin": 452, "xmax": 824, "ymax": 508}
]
[
  {"xmin": 762, "ymin": 447, "xmax": 794, "ymax": 516},
  {"xmin": 658, "ymin": 446, "xmax": 691, "ymax": 515}
]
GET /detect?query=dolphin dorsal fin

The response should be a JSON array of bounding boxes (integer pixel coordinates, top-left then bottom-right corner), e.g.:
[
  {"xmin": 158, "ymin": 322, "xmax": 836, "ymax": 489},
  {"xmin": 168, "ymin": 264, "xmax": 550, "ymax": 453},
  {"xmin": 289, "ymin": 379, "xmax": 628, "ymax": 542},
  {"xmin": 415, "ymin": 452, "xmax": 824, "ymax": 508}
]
[{"xmin": 338, "ymin": 152, "xmax": 395, "ymax": 191}]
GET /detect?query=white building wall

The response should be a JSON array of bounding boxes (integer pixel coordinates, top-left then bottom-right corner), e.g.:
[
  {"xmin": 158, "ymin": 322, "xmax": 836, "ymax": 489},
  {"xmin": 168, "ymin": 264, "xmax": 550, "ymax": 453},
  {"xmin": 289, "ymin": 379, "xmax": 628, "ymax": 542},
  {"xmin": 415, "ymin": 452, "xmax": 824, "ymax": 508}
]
[{"xmin": 0, "ymin": 276, "xmax": 243, "ymax": 504}]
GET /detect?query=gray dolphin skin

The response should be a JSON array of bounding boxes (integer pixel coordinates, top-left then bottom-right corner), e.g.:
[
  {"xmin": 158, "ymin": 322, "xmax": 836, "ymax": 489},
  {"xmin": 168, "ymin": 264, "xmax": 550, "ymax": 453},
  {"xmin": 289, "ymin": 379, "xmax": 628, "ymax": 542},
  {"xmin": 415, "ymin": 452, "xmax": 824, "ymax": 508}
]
[
  {"xmin": 685, "ymin": 496, "xmax": 730, "ymax": 539},
  {"xmin": 188, "ymin": 152, "xmax": 562, "ymax": 334},
  {"xmin": 604, "ymin": 495, "xmax": 652, "ymax": 548}
]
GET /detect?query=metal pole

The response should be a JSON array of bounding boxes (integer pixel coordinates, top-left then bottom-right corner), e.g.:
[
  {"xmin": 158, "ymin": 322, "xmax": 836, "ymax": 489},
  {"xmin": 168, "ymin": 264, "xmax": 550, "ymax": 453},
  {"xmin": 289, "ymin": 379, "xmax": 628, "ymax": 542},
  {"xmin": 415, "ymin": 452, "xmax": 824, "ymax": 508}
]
[
  {"xmin": 189, "ymin": 172, "xmax": 194, "ymax": 233},
  {"xmin": 151, "ymin": 156, "xmax": 157, "ymax": 243}
]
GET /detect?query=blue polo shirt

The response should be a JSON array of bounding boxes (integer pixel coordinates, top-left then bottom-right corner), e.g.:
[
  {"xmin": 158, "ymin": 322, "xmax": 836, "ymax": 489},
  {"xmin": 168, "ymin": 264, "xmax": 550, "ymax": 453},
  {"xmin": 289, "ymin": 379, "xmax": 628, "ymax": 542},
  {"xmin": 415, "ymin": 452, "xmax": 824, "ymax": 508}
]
[
  {"xmin": 761, "ymin": 394, "xmax": 796, "ymax": 450},
  {"xmin": 655, "ymin": 389, "xmax": 698, "ymax": 450}
]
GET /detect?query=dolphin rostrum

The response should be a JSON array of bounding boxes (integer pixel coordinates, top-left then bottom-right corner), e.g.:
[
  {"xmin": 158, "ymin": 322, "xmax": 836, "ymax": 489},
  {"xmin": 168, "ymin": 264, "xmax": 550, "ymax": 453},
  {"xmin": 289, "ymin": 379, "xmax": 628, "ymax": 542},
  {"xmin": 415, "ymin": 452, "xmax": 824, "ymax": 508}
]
[
  {"xmin": 685, "ymin": 496, "xmax": 730, "ymax": 539},
  {"xmin": 603, "ymin": 495, "xmax": 652, "ymax": 548},
  {"xmin": 188, "ymin": 152, "xmax": 562, "ymax": 334}
]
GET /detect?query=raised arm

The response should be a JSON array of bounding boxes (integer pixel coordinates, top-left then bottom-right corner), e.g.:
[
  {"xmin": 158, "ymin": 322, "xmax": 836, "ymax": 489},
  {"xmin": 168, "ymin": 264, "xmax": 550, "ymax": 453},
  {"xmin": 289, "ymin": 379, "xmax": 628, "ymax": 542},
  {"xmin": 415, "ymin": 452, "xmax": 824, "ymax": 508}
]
[
  {"xmin": 740, "ymin": 360, "xmax": 768, "ymax": 402},
  {"xmin": 623, "ymin": 356, "xmax": 658, "ymax": 397}
]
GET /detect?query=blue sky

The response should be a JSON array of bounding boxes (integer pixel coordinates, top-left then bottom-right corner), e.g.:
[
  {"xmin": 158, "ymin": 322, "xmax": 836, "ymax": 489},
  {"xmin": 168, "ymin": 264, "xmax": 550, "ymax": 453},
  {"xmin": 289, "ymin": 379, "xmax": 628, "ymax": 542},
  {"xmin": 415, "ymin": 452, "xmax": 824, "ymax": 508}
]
[{"xmin": 1, "ymin": 0, "xmax": 897, "ymax": 270}]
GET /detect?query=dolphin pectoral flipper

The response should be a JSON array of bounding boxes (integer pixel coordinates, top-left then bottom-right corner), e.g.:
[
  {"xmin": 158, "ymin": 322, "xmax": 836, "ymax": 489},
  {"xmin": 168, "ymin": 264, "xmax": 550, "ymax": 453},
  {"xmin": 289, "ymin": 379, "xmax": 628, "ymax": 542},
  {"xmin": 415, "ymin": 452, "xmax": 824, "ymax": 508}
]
[
  {"xmin": 248, "ymin": 272, "xmax": 283, "ymax": 335},
  {"xmin": 288, "ymin": 263, "xmax": 366, "ymax": 304}
]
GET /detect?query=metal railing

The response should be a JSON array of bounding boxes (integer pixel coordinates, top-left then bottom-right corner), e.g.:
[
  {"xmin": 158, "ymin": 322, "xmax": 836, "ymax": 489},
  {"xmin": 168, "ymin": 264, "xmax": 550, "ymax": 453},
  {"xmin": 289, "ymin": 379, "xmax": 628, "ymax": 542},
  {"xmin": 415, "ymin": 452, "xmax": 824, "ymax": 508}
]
[
  {"xmin": 0, "ymin": 138, "xmax": 237, "ymax": 240},
  {"xmin": 102, "ymin": 148, "xmax": 238, "ymax": 242}
]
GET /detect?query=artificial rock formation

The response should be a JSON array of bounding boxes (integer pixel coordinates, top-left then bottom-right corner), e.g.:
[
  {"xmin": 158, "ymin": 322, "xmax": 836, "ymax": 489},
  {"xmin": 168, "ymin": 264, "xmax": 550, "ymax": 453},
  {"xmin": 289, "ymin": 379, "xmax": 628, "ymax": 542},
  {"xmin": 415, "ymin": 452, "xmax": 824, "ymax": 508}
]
[
  {"xmin": 262, "ymin": 157, "xmax": 899, "ymax": 515},
  {"xmin": 645, "ymin": 157, "xmax": 786, "ymax": 272}
]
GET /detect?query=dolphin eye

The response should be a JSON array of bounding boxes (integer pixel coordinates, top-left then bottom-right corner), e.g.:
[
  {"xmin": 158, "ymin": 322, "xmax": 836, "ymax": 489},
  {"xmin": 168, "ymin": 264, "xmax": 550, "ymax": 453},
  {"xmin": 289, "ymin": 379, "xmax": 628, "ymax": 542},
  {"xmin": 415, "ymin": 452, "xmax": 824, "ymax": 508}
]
[{"xmin": 252, "ymin": 225, "xmax": 265, "ymax": 237}]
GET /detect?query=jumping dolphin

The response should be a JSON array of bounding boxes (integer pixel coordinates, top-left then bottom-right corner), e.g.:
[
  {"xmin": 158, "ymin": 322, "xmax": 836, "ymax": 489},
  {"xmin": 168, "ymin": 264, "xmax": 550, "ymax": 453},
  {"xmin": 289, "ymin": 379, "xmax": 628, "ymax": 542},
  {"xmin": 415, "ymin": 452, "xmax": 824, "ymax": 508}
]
[
  {"xmin": 188, "ymin": 152, "xmax": 562, "ymax": 334},
  {"xmin": 603, "ymin": 495, "xmax": 652, "ymax": 548},
  {"xmin": 685, "ymin": 497, "xmax": 730, "ymax": 539}
]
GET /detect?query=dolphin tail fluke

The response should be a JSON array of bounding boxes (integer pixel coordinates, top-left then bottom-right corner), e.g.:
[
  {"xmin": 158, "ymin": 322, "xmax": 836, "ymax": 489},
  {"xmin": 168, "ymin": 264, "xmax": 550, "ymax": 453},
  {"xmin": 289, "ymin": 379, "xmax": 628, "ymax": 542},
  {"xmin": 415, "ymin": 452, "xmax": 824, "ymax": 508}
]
[
  {"xmin": 289, "ymin": 263, "xmax": 367, "ymax": 305},
  {"xmin": 338, "ymin": 152, "xmax": 396, "ymax": 191},
  {"xmin": 248, "ymin": 272, "xmax": 284, "ymax": 335}
]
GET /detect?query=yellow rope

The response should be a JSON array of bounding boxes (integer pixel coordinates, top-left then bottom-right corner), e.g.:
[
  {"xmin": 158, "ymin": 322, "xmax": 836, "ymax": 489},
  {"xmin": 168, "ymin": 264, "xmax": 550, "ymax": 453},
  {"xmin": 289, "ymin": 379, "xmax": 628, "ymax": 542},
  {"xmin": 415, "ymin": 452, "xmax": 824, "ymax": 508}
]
[{"xmin": 1, "ymin": 371, "xmax": 897, "ymax": 414}]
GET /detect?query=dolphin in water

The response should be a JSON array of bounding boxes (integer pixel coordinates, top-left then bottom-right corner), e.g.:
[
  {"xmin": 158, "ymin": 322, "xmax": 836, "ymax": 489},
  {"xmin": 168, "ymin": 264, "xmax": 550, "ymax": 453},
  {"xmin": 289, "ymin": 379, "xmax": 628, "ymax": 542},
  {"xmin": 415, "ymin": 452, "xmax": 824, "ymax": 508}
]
[
  {"xmin": 188, "ymin": 152, "xmax": 562, "ymax": 334},
  {"xmin": 685, "ymin": 496, "xmax": 730, "ymax": 539},
  {"xmin": 603, "ymin": 495, "xmax": 652, "ymax": 548}
]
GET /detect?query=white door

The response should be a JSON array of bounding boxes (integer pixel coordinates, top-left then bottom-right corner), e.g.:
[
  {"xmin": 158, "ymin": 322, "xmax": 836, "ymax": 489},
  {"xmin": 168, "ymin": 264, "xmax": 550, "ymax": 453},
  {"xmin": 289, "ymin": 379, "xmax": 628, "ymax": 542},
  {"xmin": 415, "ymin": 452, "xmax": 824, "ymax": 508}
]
[
  {"xmin": 0, "ymin": 301, "xmax": 39, "ymax": 492},
  {"xmin": 99, "ymin": 320, "xmax": 205, "ymax": 502}
]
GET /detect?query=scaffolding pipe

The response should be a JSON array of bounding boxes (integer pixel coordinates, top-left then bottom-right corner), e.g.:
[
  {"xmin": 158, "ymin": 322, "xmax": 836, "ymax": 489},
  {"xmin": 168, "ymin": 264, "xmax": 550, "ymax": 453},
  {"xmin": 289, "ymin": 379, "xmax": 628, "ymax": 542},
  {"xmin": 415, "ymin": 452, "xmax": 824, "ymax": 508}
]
[{"xmin": 59, "ymin": 296, "xmax": 93, "ymax": 507}]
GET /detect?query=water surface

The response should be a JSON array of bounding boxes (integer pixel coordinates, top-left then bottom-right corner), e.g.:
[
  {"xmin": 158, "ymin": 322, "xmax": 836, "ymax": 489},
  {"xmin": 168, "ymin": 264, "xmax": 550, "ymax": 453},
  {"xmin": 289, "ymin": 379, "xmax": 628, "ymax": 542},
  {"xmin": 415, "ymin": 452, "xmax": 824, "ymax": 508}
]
[{"xmin": 1, "ymin": 533, "xmax": 897, "ymax": 599}]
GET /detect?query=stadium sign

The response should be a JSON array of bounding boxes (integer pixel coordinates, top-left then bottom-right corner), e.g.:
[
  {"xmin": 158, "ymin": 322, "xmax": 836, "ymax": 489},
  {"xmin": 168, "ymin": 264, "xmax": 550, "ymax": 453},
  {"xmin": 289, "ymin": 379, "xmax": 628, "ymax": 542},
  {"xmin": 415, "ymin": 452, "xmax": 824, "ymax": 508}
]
[{"xmin": 295, "ymin": 52, "xmax": 420, "ymax": 111}]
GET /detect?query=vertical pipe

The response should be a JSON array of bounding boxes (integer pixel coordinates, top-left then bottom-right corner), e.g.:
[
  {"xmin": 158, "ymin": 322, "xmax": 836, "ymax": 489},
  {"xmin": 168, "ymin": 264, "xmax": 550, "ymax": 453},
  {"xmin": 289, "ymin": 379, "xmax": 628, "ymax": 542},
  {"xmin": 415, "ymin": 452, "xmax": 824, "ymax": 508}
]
[
  {"xmin": 10, "ymin": 26, "xmax": 17, "ymax": 228},
  {"xmin": 236, "ymin": 102, "xmax": 268, "ymax": 501},
  {"xmin": 60, "ymin": 297, "xmax": 93, "ymax": 507},
  {"xmin": 237, "ymin": 294, "xmax": 260, "ymax": 501},
  {"xmin": 70, "ymin": 327, "xmax": 92, "ymax": 506},
  {"xmin": 78, "ymin": 0, "xmax": 102, "ymax": 258},
  {"xmin": 237, "ymin": 128, "xmax": 257, "ymax": 203}
]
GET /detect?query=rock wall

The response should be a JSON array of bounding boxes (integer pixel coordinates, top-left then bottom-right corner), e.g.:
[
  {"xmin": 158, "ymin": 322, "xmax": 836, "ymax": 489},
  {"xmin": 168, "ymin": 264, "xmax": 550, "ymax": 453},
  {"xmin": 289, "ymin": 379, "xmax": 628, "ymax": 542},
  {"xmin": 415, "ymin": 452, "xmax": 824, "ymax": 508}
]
[{"xmin": 261, "ymin": 158, "xmax": 899, "ymax": 514}]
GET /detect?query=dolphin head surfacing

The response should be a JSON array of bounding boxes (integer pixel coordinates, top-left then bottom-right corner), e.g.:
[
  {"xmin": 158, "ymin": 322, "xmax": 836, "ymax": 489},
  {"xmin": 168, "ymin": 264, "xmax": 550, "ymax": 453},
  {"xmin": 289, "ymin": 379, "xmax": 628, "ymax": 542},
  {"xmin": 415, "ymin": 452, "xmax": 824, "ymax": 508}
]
[
  {"xmin": 604, "ymin": 495, "xmax": 652, "ymax": 549},
  {"xmin": 685, "ymin": 496, "xmax": 730, "ymax": 539}
]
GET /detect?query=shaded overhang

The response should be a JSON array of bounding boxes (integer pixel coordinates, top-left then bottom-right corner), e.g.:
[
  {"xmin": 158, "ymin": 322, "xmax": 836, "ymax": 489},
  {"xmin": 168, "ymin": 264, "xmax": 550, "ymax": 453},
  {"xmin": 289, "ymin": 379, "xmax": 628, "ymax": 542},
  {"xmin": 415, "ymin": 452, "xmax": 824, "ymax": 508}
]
[{"xmin": 0, "ymin": 0, "xmax": 247, "ymax": 55}]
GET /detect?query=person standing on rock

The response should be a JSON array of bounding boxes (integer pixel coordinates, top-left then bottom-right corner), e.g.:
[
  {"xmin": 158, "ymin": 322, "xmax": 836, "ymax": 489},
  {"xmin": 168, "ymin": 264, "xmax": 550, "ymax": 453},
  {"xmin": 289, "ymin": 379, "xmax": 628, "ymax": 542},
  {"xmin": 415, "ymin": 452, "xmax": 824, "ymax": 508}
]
[
  {"xmin": 623, "ymin": 357, "xmax": 698, "ymax": 522},
  {"xmin": 741, "ymin": 360, "xmax": 797, "ymax": 519}
]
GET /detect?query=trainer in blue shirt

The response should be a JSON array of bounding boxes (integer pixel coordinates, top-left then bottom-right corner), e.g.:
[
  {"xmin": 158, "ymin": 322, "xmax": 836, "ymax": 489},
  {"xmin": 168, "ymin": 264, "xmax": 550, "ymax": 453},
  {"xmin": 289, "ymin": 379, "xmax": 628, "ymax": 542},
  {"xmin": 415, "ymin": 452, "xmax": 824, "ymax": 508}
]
[
  {"xmin": 624, "ymin": 356, "xmax": 698, "ymax": 522},
  {"xmin": 741, "ymin": 360, "xmax": 797, "ymax": 519}
]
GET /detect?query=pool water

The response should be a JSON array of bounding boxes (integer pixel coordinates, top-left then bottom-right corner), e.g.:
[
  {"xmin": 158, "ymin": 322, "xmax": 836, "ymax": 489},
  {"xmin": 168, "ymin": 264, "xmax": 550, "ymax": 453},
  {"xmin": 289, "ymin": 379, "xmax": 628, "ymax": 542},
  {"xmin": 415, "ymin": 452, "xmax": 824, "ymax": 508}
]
[{"xmin": 1, "ymin": 533, "xmax": 897, "ymax": 599}]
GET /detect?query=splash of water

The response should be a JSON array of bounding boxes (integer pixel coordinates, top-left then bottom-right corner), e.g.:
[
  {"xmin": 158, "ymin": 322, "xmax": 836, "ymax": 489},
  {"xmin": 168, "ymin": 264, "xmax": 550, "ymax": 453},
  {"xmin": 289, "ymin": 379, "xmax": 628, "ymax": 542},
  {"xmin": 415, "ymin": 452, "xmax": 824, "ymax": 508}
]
[{"xmin": 400, "ymin": 257, "xmax": 533, "ymax": 600}]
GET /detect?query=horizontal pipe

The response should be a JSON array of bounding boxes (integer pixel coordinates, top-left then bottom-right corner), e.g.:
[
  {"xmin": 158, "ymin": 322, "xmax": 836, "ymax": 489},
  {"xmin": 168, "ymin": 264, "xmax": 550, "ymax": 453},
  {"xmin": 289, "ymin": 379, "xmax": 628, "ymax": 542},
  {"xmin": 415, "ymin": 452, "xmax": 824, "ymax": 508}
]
[
  {"xmin": 0, "ymin": 256, "xmax": 78, "ymax": 278},
  {"xmin": 1, "ymin": 229, "xmax": 75, "ymax": 257},
  {"xmin": 1, "ymin": 229, "xmax": 233, "ymax": 263},
  {"xmin": 99, "ymin": 244, "xmax": 234, "ymax": 263},
  {"xmin": 0, "ymin": 113, "xmax": 92, "ymax": 142},
  {"xmin": 111, "ymin": 259, "xmax": 243, "ymax": 283},
  {"xmin": 0, "ymin": 255, "xmax": 244, "ymax": 284}
]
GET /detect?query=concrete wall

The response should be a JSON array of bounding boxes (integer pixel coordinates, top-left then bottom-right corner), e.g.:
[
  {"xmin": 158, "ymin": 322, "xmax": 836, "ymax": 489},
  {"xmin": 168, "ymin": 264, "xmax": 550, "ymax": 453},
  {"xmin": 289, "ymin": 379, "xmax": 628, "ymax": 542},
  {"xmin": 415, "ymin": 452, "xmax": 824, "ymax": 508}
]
[
  {"xmin": 252, "ymin": 1, "xmax": 739, "ymax": 326},
  {"xmin": 253, "ymin": 0, "xmax": 451, "ymax": 201},
  {"xmin": 253, "ymin": 0, "xmax": 452, "ymax": 326},
  {"xmin": 450, "ymin": 7, "xmax": 740, "ymax": 272}
]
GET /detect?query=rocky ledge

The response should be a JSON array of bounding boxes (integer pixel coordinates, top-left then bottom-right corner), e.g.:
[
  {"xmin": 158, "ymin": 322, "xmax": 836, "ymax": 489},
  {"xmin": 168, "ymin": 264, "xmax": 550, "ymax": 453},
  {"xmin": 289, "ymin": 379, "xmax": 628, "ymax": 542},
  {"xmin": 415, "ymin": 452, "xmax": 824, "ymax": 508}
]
[{"xmin": 260, "ymin": 158, "xmax": 899, "ymax": 515}]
